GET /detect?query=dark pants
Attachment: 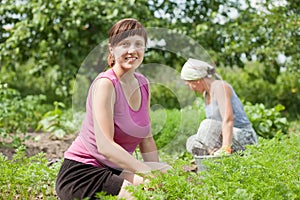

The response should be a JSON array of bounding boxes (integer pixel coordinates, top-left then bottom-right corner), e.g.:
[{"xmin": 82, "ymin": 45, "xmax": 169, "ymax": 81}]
[{"xmin": 55, "ymin": 159, "xmax": 124, "ymax": 200}]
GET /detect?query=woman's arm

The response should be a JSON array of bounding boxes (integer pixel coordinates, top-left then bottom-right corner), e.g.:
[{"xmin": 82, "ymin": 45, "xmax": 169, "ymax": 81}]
[
  {"xmin": 92, "ymin": 78, "xmax": 151, "ymax": 173},
  {"xmin": 212, "ymin": 81, "xmax": 234, "ymax": 148},
  {"xmin": 139, "ymin": 85, "xmax": 159, "ymax": 162},
  {"xmin": 139, "ymin": 134, "xmax": 159, "ymax": 162}
]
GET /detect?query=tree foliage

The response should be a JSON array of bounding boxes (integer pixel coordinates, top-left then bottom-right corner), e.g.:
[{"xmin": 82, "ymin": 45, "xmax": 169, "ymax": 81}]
[
  {"xmin": 0, "ymin": 0, "xmax": 299, "ymax": 116},
  {"xmin": 0, "ymin": 0, "xmax": 156, "ymax": 103},
  {"xmin": 153, "ymin": 0, "xmax": 299, "ymax": 75},
  {"xmin": 150, "ymin": 0, "xmax": 299, "ymax": 116}
]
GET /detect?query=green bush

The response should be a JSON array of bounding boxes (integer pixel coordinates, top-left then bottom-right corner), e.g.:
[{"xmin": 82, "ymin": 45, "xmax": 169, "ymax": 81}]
[
  {"xmin": 148, "ymin": 76, "xmax": 197, "ymax": 110},
  {"xmin": 244, "ymin": 102, "xmax": 289, "ymax": 139},
  {"xmin": 150, "ymin": 85, "xmax": 181, "ymax": 109},
  {"xmin": 219, "ymin": 62, "xmax": 300, "ymax": 119},
  {"xmin": 275, "ymin": 70, "xmax": 300, "ymax": 118},
  {"xmin": 37, "ymin": 102, "xmax": 84, "ymax": 139},
  {"xmin": 0, "ymin": 83, "xmax": 48, "ymax": 147},
  {"xmin": 151, "ymin": 101, "xmax": 206, "ymax": 154}
]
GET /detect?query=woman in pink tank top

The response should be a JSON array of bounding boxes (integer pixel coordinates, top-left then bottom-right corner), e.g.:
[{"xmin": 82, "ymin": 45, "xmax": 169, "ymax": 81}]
[{"xmin": 55, "ymin": 18, "xmax": 170, "ymax": 200}]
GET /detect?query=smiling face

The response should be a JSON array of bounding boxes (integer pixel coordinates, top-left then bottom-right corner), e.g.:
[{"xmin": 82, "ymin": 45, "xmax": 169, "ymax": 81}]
[{"xmin": 110, "ymin": 35, "xmax": 145, "ymax": 71}]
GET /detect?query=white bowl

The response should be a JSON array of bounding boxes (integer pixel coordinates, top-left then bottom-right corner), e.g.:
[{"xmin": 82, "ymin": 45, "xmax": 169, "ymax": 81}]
[{"xmin": 194, "ymin": 155, "xmax": 220, "ymax": 171}]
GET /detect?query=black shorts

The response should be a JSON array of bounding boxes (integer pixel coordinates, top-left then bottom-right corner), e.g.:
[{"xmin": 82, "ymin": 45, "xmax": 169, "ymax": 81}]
[{"xmin": 55, "ymin": 159, "xmax": 124, "ymax": 200}]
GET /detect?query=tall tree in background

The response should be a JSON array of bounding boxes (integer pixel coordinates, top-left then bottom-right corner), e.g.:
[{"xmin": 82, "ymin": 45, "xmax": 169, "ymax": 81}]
[
  {"xmin": 1, "ymin": 0, "xmax": 299, "ymax": 116},
  {"xmin": 150, "ymin": 0, "xmax": 299, "ymax": 116},
  {"xmin": 0, "ymin": 0, "xmax": 157, "ymax": 103},
  {"xmin": 151, "ymin": 0, "xmax": 298, "ymax": 75}
]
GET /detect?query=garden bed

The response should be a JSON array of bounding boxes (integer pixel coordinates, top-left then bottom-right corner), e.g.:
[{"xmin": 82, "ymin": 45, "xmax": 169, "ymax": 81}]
[{"xmin": 0, "ymin": 132, "xmax": 76, "ymax": 160}]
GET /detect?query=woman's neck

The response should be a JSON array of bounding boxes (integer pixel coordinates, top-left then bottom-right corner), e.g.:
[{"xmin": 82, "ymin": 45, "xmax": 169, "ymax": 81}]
[
  {"xmin": 202, "ymin": 78, "xmax": 215, "ymax": 94},
  {"xmin": 113, "ymin": 65, "xmax": 135, "ymax": 83}
]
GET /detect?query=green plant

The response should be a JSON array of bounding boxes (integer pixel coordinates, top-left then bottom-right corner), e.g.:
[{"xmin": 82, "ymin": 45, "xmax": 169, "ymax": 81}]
[
  {"xmin": 0, "ymin": 83, "xmax": 47, "ymax": 147},
  {"xmin": 151, "ymin": 104, "xmax": 205, "ymax": 154},
  {"xmin": 244, "ymin": 102, "xmax": 289, "ymax": 139},
  {"xmin": 0, "ymin": 0, "xmax": 159, "ymax": 106},
  {"xmin": 0, "ymin": 121, "xmax": 299, "ymax": 199},
  {"xmin": 126, "ymin": 134, "xmax": 300, "ymax": 200},
  {"xmin": 37, "ymin": 102, "xmax": 82, "ymax": 138},
  {"xmin": 0, "ymin": 146, "xmax": 61, "ymax": 199},
  {"xmin": 219, "ymin": 63, "xmax": 300, "ymax": 119},
  {"xmin": 198, "ymin": 134, "xmax": 300, "ymax": 199}
]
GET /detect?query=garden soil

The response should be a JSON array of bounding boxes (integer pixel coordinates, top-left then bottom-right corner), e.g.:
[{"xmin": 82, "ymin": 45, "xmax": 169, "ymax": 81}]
[{"xmin": 0, "ymin": 132, "xmax": 77, "ymax": 161}]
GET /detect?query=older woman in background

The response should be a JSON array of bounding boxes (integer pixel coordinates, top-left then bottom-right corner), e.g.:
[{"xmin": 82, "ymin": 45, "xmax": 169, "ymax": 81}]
[{"xmin": 181, "ymin": 58, "xmax": 258, "ymax": 156}]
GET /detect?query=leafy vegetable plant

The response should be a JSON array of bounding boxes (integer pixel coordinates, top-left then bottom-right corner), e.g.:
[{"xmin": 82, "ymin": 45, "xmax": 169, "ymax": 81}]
[
  {"xmin": 127, "ymin": 134, "xmax": 300, "ymax": 200},
  {"xmin": 0, "ymin": 146, "xmax": 60, "ymax": 199},
  {"xmin": 37, "ymin": 101, "xmax": 83, "ymax": 139},
  {"xmin": 1, "ymin": 122, "xmax": 299, "ymax": 199},
  {"xmin": 244, "ymin": 102, "xmax": 289, "ymax": 138}
]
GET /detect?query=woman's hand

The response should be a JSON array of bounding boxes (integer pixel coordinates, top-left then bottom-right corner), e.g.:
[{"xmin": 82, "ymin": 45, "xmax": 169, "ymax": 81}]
[
  {"xmin": 212, "ymin": 146, "xmax": 232, "ymax": 156},
  {"xmin": 144, "ymin": 162, "xmax": 172, "ymax": 173}
]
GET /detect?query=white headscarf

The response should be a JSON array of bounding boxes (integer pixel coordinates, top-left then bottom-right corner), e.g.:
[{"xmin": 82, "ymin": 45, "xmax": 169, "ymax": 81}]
[{"xmin": 180, "ymin": 58, "xmax": 215, "ymax": 80}]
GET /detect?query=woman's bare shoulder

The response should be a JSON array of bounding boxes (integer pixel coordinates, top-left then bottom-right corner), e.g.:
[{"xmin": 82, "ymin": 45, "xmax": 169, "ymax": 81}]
[
  {"xmin": 92, "ymin": 78, "xmax": 116, "ymax": 102},
  {"xmin": 93, "ymin": 77, "xmax": 114, "ymax": 90},
  {"xmin": 211, "ymin": 80, "xmax": 232, "ymax": 97},
  {"xmin": 211, "ymin": 80, "xmax": 230, "ymax": 90}
]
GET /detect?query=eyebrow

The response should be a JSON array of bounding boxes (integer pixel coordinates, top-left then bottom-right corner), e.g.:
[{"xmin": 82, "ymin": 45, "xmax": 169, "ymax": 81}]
[{"xmin": 122, "ymin": 37, "xmax": 144, "ymax": 42}]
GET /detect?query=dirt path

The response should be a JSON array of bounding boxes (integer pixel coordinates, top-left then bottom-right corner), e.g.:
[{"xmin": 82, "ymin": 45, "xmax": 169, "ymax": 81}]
[{"xmin": 0, "ymin": 132, "xmax": 77, "ymax": 160}]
